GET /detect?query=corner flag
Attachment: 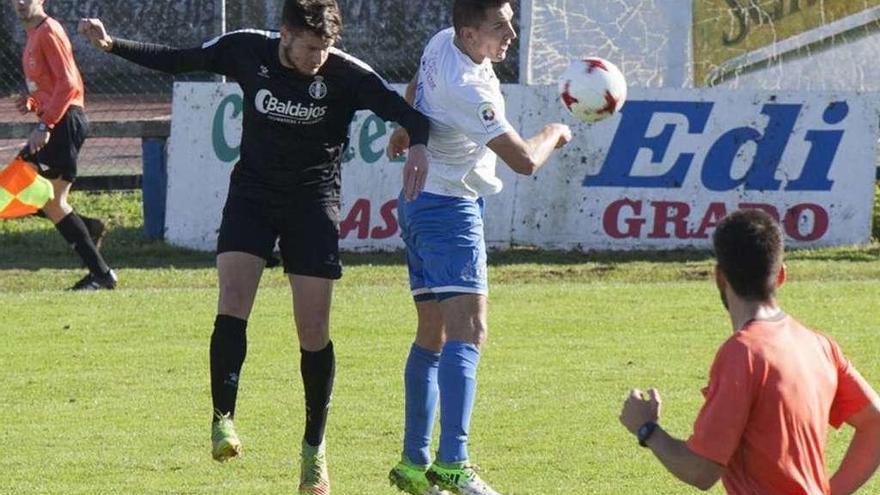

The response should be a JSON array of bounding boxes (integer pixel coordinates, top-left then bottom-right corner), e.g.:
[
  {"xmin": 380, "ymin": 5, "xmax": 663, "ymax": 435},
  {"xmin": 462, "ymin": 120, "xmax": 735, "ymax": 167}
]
[{"xmin": 0, "ymin": 153, "xmax": 54, "ymax": 219}]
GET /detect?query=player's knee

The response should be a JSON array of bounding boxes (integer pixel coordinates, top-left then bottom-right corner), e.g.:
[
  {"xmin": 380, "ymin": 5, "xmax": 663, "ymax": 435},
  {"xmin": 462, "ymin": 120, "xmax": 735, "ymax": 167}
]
[
  {"xmin": 459, "ymin": 318, "xmax": 488, "ymax": 347},
  {"xmin": 217, "ymin": 302, "xmax": 250, "ymax": 320},
  {"xmin": 298, "ymin": 330, "xmax": 329, "ymax": 352},
  {"xmin": 415, "ymin": 325, "xmax": 445, "ymax": 352},
  {"xmin": 43, "ymin": 196, "xmax": 63, "ymax": 211},
  {"xmin": 296, "ymin": 318, "xmax": 330, "ymax": 351},
  {"xmin": 217, "ymin": 285, "xmax": 254, "ymax": 319},
  {"xmin": 473, "ymin": 324, "xmax": 489, "ymax": 347},
  {"xmin": 42, "ymin": 201, "xmax": 69, "ymax": 223},
  {"xmin": 42, "ymin": 203, "xmax": 59, "ymax": 217}
]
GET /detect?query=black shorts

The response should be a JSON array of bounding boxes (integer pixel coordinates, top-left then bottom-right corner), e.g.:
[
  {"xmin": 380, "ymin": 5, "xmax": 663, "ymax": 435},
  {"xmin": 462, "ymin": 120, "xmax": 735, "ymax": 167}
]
[
  {"xmin": 216, "ymin": 183, "xmax": 342, "ymax": 279},
  {"xmin": 36, "ymin": 106, "xmax": 89, "ymax": 183}
]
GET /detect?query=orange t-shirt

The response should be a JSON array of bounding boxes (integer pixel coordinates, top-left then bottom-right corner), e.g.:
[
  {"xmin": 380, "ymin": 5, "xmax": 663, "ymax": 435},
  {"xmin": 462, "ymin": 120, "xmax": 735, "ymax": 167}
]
[
  {"xmin": 22, "ymin": 17, "xmax": 85, "ymax": 128},
  {"xmin": 686, "ymin": 315, "xmax": 878, "ymax": 495}
]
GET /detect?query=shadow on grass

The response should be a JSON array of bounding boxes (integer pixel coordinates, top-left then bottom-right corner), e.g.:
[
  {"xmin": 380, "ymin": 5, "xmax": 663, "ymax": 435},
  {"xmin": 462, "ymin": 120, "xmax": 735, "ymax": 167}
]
[
  {"xmin": 342, "ymin": 246, "xmax": 718, "ymax": 267},
  {"xmin": 0, "ymin": 226, "xmax": 214, "ymax": 270},
  {"xmin": 343, "ymin": 241, "xmax": 880, "ymax": 267},
  {"xmin": 2, "ymin": 222, "xmax": 877, "ymax": 272},
  {"xmin": 786, "ymin": 245, "xmax": 880, "ymax": 263}
]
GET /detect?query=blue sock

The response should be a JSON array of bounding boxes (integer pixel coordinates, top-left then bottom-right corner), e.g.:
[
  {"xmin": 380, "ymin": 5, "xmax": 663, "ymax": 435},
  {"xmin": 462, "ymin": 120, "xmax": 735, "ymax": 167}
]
[
  {"xmin": 403, "ymin": 344, "xmax": 441, "ymax": 466},
  {"xmin": 437, "ymin": 341, "xmax": 481, "ymax": 464}
]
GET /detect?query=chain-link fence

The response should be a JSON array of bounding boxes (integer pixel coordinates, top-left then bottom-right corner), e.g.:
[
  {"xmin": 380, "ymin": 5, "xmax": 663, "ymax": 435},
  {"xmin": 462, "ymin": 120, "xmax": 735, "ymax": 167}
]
[{"xmin": 1, "ymin": 0, "xmax": 519, "ymax": 178}]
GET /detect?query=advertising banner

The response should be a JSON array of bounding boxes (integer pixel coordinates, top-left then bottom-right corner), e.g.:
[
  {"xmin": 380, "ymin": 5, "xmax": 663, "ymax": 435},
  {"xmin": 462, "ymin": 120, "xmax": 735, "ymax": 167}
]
[
  {"xmin": 166, "ymin": 83, "xmax": 878, "ymax": 252},
  {"xmin": 693, "ymin": 0, "xmax": 880, "ymax": 85}
]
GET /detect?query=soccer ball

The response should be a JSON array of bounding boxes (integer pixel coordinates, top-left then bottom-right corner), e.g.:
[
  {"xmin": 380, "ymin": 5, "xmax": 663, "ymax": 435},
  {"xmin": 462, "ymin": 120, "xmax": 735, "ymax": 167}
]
[{"xmin": 558, "ymin": 57, "xmax": 627, "ymax": 123}]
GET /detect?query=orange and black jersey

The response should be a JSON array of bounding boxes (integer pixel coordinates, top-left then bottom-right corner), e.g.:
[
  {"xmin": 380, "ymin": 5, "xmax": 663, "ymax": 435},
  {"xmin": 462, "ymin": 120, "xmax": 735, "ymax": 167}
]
[
  {"xmin": 23, "ymin": 17, "xmax": 85, "ymax": 128},
  {"xmin": 109, "ymin": 30, "xmax": 429, "ymax": 201}
]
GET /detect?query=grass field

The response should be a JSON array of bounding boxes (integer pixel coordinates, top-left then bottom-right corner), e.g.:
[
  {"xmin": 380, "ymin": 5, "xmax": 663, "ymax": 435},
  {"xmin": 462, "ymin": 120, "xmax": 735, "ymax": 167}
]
[{"xmin": 2, "ymin": 191, "xmax": 880, "ymax": 494}]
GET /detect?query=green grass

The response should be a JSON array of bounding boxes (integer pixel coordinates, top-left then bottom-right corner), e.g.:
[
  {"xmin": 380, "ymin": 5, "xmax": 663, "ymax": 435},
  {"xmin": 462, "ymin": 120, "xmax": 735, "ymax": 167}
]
[{"xmin": 2, "ymin": 191, "xmax": 880, "ymax": 494}]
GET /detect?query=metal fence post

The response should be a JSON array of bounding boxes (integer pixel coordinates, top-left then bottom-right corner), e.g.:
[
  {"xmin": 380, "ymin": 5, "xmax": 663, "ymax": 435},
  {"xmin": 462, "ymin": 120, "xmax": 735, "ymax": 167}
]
[
  {"xmin": 142, "ymin": 138, "xmax": 167, "ymax": 240},
  {"xmin": 217, "ymin": 0, "xmax": 226, "ymax": 83}
]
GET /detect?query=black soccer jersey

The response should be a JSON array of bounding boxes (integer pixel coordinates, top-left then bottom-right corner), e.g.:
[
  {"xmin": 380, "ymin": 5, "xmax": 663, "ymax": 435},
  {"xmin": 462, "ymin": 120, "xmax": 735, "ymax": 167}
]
[{"xmin": 110, "ymin": 29, "xmax": 429, "ymax": 201}]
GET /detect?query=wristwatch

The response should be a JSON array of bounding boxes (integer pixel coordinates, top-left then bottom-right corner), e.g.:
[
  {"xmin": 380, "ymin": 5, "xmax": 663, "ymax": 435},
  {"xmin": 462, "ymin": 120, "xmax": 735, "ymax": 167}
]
[
  {"xmin": 37, "ymin": 122, "xmax": 51, "ymax": 132},
  {"xmin": 637, "ymin": 421, "xmax": 658, "ymax": 447}
]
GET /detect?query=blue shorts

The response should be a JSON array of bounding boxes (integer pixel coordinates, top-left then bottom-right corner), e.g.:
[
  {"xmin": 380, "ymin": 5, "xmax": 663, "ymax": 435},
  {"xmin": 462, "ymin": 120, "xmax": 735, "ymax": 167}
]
[{"xmin": 398, "ymin": 191, "xmax": 487, "ymax": 300}]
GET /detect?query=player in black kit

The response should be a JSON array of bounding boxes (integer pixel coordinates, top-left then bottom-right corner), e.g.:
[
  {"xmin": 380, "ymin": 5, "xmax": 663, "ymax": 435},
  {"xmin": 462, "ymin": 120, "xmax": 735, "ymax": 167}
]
[{"xmin": 79, "ymin": 1, "xmax": 430, "ymax": 493}]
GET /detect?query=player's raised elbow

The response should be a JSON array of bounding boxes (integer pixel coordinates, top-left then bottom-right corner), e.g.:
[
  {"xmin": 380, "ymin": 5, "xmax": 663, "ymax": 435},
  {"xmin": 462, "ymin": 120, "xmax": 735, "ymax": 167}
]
[
  {"xmin": 488, "ymin": 132, "xmax": 538, "ymax": 175},
  {"xmin": 506, "ymin": 157, "xmax": 539, "ymax": 176}
]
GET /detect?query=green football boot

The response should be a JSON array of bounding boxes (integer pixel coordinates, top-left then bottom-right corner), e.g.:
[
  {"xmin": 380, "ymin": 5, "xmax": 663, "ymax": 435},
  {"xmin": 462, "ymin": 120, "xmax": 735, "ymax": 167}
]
[
  {"xmin": 426, "ymin": 462, "xmax": 501, "ymax": 495},
  {"xmin": 211, "ymin": 412, "xmax": 242, "ymax": 462},
  {"xmin": 389, "ymin": 459, "xmax": 449, "ymax": 495},
  {"xmin": 298, "ymin": 440, "xmax": 330, "ymax": 495}
]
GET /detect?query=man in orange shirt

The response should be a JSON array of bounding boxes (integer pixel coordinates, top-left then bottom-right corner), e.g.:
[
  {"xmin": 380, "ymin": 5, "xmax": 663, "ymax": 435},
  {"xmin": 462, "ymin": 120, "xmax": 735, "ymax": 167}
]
[
  {"xmin": 12, "ymin": 0, "xmax": 116, "ymax": 290},
  {"xmin": 620, "ymin": 209, "xmax": 880, "ymax": 494}
]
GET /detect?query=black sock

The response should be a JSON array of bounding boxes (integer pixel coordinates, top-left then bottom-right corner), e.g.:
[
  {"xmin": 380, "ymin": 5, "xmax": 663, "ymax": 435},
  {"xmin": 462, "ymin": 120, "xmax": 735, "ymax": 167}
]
[
  {"xmin": 210, "ymin": 315, "xmax": 248, "ymax": 421},
  {"xmin": 79, "ymin": 214, "xmax": 103, "ymax": 234},
  {"xmin": 301, "ymin": 341, "xmax": 335, "ymax": 447},
  {"xmin": 55, "ymin": 212, "xmax": 110, "ymax": 275}
]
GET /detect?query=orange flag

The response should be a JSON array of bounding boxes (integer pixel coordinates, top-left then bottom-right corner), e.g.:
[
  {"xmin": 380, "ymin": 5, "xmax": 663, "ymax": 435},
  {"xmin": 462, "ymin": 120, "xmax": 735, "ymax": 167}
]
[{"xmin": 0, "ymin": 155, "xmax": 54, "ymax": 219}]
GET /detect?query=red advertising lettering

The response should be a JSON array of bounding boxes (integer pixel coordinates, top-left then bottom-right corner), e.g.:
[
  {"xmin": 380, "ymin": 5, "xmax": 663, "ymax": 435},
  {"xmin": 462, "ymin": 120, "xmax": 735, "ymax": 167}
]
[
  {"xmin": 783, "ymin": 203, "xmax": 828, "ymax": 241},
  {"xmin": 341, "ymin": 199, "xmax": 371, "ymax": 239},
  {"xmin": 371, "ymin": 200, "xmax": 399, "ymax": 239},
  {"xmin": 340, "ymin": 198, "xmax": 401, "ymax": 240},
  {"xmin": 602, "ymin": 198, "xmax": 645, "ymax": 238},
  {"xmin": 602, "ymin": 200, "xmax": 829, "ymax": 242},
  {"xmin": 648, "ymin": 201, "xmax": 690, "ymax": 239}
]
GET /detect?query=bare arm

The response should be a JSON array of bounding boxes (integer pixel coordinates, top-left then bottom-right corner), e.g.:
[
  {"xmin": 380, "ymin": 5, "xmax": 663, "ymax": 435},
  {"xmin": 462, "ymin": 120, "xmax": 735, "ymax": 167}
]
[
  {"xmin": 487, "ymin": 124, "xmax": 572, "ymax": 176},
  {"xmin": 620, "ymin": 388, "xmax": 725, "ymax": 491},
  {"xmin": 831, "ymin": 401, "xmax": 880, "ymax": 495},
  {"xmin": 644, "ymin": 426, "xmax": 725, "ymax": 491}
]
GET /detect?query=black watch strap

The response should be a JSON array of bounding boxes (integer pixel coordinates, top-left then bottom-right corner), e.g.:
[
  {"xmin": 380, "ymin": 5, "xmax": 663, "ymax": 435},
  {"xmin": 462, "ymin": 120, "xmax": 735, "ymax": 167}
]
[{"xmin": 637, "ymin": 421, "xmax": 658, "ymax": 447}]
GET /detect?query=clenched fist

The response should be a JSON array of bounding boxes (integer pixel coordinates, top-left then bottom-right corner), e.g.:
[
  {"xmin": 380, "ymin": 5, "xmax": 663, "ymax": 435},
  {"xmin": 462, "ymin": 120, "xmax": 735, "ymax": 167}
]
[{"xmin": 78, "ymin": 18, "xmax": 113, "ymax": 52}]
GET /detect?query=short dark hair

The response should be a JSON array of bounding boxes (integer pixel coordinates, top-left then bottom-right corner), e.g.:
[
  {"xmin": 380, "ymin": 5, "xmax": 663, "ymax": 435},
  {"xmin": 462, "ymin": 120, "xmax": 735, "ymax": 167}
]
[
  {"xmin": 453, "ymin": 0, "xmax": 510, "ymax": 35},
  {"xmin": 713, "ymin": 209, "xmax": 784, "ymax": 302},
  {"xmin": 282, "ymin": 0, "xmax": 342, "ymax": 41}
]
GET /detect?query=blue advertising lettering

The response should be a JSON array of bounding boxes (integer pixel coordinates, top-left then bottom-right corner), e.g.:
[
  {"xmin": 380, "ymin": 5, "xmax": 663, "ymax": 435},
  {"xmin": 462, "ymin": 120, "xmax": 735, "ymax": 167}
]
[{"xmin": 585, "ymin": 99, "xmax": 846, "ymax": 192}]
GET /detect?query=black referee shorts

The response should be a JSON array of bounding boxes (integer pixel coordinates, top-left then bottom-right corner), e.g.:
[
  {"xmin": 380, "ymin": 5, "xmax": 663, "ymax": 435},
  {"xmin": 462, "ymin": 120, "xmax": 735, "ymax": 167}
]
[
  {"xmin": 36, "ymin": 106, "xmax": 89, "ymax": 183},
  {"xmin": 216, "ymin": 183, "xmax": 342, "ymax": 279}
]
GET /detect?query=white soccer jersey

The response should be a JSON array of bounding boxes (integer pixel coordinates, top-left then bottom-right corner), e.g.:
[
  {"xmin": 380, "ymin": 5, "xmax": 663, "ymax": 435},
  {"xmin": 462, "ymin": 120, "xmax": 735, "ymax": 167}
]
[{"xmin": 415, "ymin": 28, "xmax": 513, "ymax": 199}]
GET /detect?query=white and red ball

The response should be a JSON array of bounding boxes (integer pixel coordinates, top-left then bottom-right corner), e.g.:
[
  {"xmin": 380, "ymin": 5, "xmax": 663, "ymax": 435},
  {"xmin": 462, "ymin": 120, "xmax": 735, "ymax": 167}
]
[{"xmin": 558, "ymin": 57, "xmax": 627, "ymax": 123}]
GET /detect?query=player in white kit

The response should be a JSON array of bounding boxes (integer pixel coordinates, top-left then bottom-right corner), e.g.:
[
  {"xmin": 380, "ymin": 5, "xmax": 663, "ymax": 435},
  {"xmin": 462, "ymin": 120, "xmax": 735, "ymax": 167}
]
[{"xmin": 387, "ymin": 2, "xmax": 572, "ymax": 494}]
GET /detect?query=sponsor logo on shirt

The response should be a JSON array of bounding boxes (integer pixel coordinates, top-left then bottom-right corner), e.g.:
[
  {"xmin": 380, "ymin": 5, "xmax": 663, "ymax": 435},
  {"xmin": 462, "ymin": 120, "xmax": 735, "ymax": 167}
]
[
  {"xmin": 254, "ymin": 88, "xmax": 327, "ymax": 124},
  {"xmin": 257, "ymin": 65, "xmax": 270, "ymax": 79},
  {"xmin": 309, "ymin": 76, "xmax": 328, "ymax": 100},
  {"xmin": 478, "ymin": 102, "xmax": 500, "ymax": 132},
  {"xmin": 481, "ymin": 106, "xmax": 495, "ymax": 122}
]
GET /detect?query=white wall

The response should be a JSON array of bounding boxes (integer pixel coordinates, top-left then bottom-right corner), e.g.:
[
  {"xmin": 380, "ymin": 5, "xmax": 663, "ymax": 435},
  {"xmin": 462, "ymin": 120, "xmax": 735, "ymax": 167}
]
[
  {"xmin": 523, "ymin": 0, "xmax": 692, "ymax": 87},
  {"xmin": 523, "ymin": 1, "xmax": 880, "ymax": 92},
  {"xmin": 165, "ymin": 83, "xmax": 878, "ymax": 252},
  {"xmin": 717, "ymin": 25, "xmax": 880, "ymax": 90}
]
